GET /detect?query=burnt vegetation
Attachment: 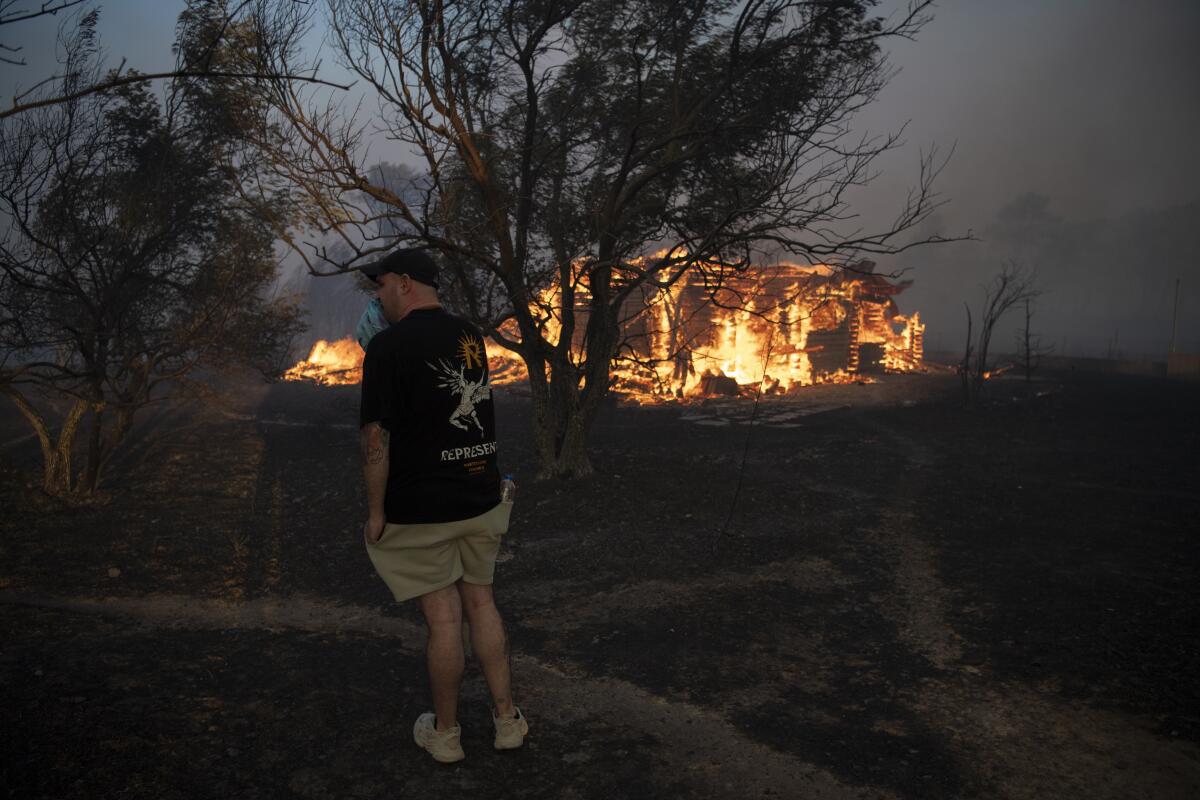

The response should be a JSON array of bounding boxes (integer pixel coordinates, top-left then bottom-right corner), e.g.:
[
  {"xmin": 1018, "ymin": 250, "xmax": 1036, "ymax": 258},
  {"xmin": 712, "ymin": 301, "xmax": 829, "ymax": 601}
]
[{"xmin": 958, "ymin": 262, "xmax": 1039, "ymax": 405}]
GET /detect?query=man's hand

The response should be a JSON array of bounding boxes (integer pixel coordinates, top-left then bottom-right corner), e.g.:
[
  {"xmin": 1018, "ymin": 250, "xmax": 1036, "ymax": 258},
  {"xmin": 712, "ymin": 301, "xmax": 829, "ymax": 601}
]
[
  {"xmin": 360, "ymin": 421, "xmax": 390, "ymax": 544},
  {"xmin": 363, "ymin": 514, "xmax": 387, "ymax": 545}
]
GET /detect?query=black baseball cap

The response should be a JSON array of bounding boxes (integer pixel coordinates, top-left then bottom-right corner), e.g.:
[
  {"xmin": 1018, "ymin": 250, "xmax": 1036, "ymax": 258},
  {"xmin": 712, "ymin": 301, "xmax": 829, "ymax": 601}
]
[{"xmin": 358, "ymin": 247, "xmax": 439, "ymax": 288}]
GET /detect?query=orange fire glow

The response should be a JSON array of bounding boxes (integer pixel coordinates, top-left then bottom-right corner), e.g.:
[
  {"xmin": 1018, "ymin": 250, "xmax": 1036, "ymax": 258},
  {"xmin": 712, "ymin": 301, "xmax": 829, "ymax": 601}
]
[
  {"xmin": 285, "ymin": 259, "xmax": 926, "ymax": 399},
  {"xmin": 283, "ymin": 338, "xmax": 363, "ymax": 385},
  {"xmin": 487, "ymin": 258, "xmax": 925, "ymax": 401}
]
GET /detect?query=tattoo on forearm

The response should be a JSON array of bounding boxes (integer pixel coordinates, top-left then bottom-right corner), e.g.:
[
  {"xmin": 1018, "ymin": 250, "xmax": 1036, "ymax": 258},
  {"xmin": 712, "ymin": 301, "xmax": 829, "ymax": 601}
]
[
  {"xmin": 360, "ymin": 424, "xmax": 389, "ymax": 466},
  {"xmin": 370, "ymin": 428, "xmax": 389, "ymax": 465}
]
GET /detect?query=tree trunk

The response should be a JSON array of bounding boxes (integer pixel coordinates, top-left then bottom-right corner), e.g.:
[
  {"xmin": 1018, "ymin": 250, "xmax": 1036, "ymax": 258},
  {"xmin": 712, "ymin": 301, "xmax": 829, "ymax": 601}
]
[
  {"xmin": 80, "ymin": 403, "xmax": 134, "ymax": 494},
  {"xmin": 960, "ymin": 304, "xmax": 974, "ymax": 405},
  {"xmin": 1022, "ymin": 299, "xmax": 1033, "ymax": 382},
  {"xmin": 973, "ymin": 319, "xmax": 993, "ymax": 404},
  {"xmin": 526, "ymin": 357, "xmax": 596, "ymax": 479},
  {"xmin": 552, "ymin": 410, "xmax": 594, "ymax": 478},
  {"xmin": 3, "ymin": 389, "xmax": 88, "ymax": 495},
  {"xmin": 82, "ymin": 402, "xmax": 106, "ymax": 493}
]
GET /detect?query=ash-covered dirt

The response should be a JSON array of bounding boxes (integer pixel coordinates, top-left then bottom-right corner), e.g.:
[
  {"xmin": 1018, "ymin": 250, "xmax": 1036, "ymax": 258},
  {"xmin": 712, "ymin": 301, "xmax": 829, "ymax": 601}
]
[{"xmin": 1, "ymin": 369, "xmax": 1197, "ymax": 799}]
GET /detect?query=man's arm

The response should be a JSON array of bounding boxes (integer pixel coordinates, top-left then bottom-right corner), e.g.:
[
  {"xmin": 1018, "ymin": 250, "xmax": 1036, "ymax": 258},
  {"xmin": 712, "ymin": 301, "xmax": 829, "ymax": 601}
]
[{"xmin": 360, "ymin": 421, "xmax": 390, "ymax": 543}]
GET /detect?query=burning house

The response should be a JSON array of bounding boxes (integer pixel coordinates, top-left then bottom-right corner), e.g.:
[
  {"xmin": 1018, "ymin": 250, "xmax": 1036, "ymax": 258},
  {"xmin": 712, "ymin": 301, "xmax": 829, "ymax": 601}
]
[
  {"xmin": 283, "ymin": 259, "xmax": 925, "ymax": 398},
  {"xmin": 610, "ymin": 259, "xmax": 924, "ymax": 398}
]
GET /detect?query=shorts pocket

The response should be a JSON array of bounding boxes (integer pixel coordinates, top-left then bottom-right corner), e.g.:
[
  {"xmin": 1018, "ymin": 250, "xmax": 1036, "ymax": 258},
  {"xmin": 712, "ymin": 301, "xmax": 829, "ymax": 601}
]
[
  {"xmin": 366, "ymin": 522, "xmax": 399, "ymax": 548},
  {"xmin": 492, "ymin": 501, "xmax": 513, "ymax": 536}
]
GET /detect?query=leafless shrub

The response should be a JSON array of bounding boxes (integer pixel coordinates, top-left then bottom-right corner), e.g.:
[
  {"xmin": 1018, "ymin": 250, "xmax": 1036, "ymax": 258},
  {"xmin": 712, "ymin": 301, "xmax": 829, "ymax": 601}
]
[{"xmin": 960, "ymin": 263, "xmax": 1040, "ymax": 404}]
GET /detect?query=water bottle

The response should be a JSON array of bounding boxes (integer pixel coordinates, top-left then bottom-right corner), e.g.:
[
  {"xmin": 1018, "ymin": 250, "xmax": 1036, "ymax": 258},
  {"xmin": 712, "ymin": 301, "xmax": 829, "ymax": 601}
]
[{"xmin": 500, "ymin": 474, "xmax": 517, "ymax": 503}]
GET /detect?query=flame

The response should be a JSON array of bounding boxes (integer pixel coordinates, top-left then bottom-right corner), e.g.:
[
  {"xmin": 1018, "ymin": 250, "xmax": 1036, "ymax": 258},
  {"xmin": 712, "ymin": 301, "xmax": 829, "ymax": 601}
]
[
  {"xmin": 981, "ymin": 363, "xmax": 1013, "ymax": 381},
  {"xmin": 485, "ymin": 345, "xmax": 531, "ymax": 387},
  {"xmin": 286, "ymin": 258, "xmax": 926, "ymax": 400},
  {"xmin": 283, "ymin": 338, "xmax": 364, "ymax": 385},
  {"xmin": 481, "ymin": 258, "xmax": 926, "ymax": 401},
  {"xmin": 283, "ymin": 335, "xmax": 528, "ymax": 387}
]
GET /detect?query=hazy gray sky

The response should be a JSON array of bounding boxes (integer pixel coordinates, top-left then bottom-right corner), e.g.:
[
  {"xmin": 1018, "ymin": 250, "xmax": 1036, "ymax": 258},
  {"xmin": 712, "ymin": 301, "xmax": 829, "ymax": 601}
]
[
  {"xmin": 6, "ymin": 1, "xmax": 1196, "ymax": 226},
  {"xmin": 853, "ymin": 1, "xmax": 1200, "ymax": 356},
  {"xmin": 854, "ymin": 0, "xmax": 1200, "ymax": 232},
  {"xmin": 3, "ymin": 0, "xmax": 1198, "ymax": 355}
]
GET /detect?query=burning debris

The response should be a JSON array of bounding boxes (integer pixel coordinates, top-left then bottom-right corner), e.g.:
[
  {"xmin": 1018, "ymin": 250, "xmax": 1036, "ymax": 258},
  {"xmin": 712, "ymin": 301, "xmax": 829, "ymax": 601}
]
[
  {"xmin": 283, "ymin": 338, "xmax": 364, "ymax": 386},
  {"xmin": 285, "ymin": 260, "xmax": 925, "ymax": 399}
]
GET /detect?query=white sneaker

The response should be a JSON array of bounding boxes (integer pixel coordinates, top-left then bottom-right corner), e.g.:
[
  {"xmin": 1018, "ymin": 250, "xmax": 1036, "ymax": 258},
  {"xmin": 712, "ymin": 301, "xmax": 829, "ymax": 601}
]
[
  {"xmin": 413, "ymin": 713, "xmax": 465, "ymax": 763},
  {"xmin": 493, "ymin": 707, "xmax": 529, "ymax": 750}
]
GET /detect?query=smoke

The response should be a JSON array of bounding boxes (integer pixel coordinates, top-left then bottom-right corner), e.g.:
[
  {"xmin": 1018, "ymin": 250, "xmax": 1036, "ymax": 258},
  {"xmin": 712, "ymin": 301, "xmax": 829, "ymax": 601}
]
[
  {"xmin": 892, "ymin": 196, "xmax": 1199, "ymax": 358},
  {"xmin": 853, "ymin": 0, "xmax": 1200, "ymax": 358}
]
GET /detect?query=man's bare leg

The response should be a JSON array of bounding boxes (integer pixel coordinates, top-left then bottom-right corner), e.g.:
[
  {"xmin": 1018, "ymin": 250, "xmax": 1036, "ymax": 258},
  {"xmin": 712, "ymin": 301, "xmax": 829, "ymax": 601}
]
[
  {"xmin": 457, "ymin": 581, "xmax": 515, "ymax": 717},
  {"xmin": 417, "ymin": 584, "xmax": 464, "ymax": 730}
]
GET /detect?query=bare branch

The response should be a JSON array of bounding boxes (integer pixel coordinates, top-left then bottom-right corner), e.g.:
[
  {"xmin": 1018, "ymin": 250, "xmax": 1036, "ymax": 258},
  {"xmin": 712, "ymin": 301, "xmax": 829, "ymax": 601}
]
[
  {"xmin": 2, "ymin": 67, "xmax": 352, "ymax": 120},
  {"xmin": 0, "ymin": 0, "xmax": 88, "ymax": 26}
]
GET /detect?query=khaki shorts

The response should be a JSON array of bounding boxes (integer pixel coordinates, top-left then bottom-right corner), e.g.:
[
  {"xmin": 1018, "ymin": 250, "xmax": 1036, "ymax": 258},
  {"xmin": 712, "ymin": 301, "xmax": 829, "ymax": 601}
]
[{"xmin": 365, "ymin": 502, "xmax": 512, "ymax": 602}]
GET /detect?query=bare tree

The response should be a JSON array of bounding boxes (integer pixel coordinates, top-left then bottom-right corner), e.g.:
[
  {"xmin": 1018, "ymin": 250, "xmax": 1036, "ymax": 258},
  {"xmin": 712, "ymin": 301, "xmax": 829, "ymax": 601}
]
[
  {"xmin": 247, "ymin": 0, "xmax": 954, "ymax": 477},
  {"xmin": 1013, "ymin": 296, "xmax": 1052, "ymax": 382},
  {"xmin": 960, "ymin": 263, "xmax": 1040, "ymax": 404}
]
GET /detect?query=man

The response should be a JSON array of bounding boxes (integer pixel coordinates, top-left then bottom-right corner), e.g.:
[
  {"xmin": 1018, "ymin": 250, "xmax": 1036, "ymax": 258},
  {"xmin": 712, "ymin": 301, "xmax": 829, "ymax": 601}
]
[{"xmin": 357, "ymin": 247, "xmax": 527, "ymax": 764}]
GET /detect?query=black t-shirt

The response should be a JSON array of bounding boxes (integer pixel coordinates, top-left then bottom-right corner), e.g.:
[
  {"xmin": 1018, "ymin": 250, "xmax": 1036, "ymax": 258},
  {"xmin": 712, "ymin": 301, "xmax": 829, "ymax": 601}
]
[{"xmin": 360, "ymin": 307, "xmax": 501, "ymax": 523}]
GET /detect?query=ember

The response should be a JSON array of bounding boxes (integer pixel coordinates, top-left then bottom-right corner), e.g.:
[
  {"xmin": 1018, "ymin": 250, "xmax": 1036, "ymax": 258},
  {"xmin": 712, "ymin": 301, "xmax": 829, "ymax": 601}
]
[{"xmin": 283, "ymin": 338, "xmax": 363, "ymax": 385}]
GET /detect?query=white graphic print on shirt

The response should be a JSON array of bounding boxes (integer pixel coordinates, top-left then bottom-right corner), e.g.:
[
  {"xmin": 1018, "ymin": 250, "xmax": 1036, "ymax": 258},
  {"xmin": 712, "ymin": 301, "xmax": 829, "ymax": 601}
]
[{"xmin": 429, "ymin": 354, "xmax": 491, "ymax": 436}]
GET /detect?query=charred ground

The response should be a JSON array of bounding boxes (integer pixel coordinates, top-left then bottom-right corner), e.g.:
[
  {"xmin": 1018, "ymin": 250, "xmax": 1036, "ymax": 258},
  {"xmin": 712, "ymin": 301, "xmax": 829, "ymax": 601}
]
[{"xmin": 1, "ymin": 369, "xmax": 1197, "ymax": 799}]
